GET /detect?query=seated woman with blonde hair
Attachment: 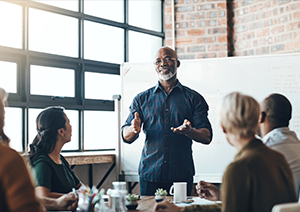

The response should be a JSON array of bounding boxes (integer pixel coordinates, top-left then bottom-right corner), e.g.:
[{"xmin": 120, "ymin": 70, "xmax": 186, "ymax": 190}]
[
  {"xmin": 29, "ymin": 106, "xmax": 82, "ymax": 201},
  {"xmin": 155, "ymin": 92, "xmax": 297, "ymax": 212}
]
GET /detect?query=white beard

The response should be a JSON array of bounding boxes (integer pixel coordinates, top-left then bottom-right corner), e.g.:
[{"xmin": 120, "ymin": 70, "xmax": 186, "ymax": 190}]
[{"xmin": 157, "ymin": 69, "xmax": 177, "ymax": 81}]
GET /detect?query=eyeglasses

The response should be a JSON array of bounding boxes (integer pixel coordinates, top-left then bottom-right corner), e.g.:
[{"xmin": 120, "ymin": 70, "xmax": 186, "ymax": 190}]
[{"xmin": 153, "ymin": 57, "xmax": 177, "ymax": 66}]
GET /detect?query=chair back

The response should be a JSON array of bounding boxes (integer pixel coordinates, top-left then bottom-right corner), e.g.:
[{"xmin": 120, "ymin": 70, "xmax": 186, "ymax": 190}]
[{"xmin": 272, "ymin": 202, "xmax": 300, "ymax": 212}]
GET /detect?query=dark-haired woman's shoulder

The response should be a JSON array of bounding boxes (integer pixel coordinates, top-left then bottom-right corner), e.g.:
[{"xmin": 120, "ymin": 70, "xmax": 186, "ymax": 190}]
[{"xmin": 31, "ymin": 154, "xmax": 53, "ymax": 166}]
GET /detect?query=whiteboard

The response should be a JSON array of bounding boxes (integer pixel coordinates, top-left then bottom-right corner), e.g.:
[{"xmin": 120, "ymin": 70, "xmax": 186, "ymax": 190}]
[{"xmin": 120, "ymin": 53, "xmax": 300, "ymax": 183}]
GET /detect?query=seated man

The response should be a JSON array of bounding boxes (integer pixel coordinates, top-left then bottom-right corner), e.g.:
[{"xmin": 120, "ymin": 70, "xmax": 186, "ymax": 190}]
[
  {"xmin": 155, "ymin": 92, "xmax": 297, "ymax": 212},
  {"xmin": 258, "ymin": 93, "xmax": 300, "ymax": 199}
]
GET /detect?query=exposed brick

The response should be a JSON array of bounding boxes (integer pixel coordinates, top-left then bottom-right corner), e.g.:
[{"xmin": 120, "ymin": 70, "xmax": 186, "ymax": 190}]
[
  {"xmin": 165, "ymin": 7, "xmax": 172, "ymax": 14},
  {"xmin": 278, "ymin": 0, "xmax": 291, "ymax": 5},
  {"xmin": 294, "ymin": 12, "xmax": 300, "ymax": 20},
  {"xmin": 198, "ymin": 20, "xmax": 206, "ymax": 27},
  {"xmin": 176, "ymin": 6, "xmax": 194, "ymax": 12},
  {"xmin": 187, "ymin": 46, "xmax": 206, "ymax": 52},
  {"xmin": 196, "ymin": 36, "xmax": 216, "ymax": 44},
  {"xmin": 175, "ymin": 14, "xmax": 185, "ymax": 21},
  {"xmin": 165, "ymin": 39, "xmax": 173, "ymax": 46},
  {"xmin": 165, "ymin": 15, "xmax": 172, "ymax": 23},
  {"xmin": 209, "ymin": 11, "xmax": 217, "ymax": 18},
  {"xmin": 210, "ymin": 20, "xmax": 216, "ymax": 26},
  {"xmin": 196, "ymin": 53, "xmax": 217, "ymax": 59},
  {"xmin": 217, "ymin": 2, "xmax": 226, "ymax": 9},
  {"xmin": 176, "ymin": 47, "xmax": 185, "ymax": 53},
  {"xmin": 186, "ymin": 29, "xmax": 205, "ymax": 36},
  {"xmin": 186, "ymin": 12, "xmax": 205, "ymax": 20},
  {"xmin": 286, "ymin": 41, "xmax": 300, "ymax": 50},
  {"xmin": 175, "ymin": 30, "xmax": 185, "ymax": 37},
  {"xmin": 176, "ymin": 38, "xmax": 195, "ymax": 45},
  {"xmin": 218, "ymin": 35, "xmax": 227, "ymax": 43},
  {"xmin": 242, "ymin": 0, "xmax": 254, "ymax": 7},
  {"xmin": 165, "ymin": 31, "xmax": 172, "ymax": 38},
  {"xmin": 218, "ymin": 18, "xmax": 227, "ymax": 26},
  {"xmin": 165, "ymin": 23, "xmax": 173, "ymax": 30},
  {"xmin": 208, "ymin": 44, "xmax": 227, "ymax": 51},
  {"xmin": 271, "ymin": 44, "xmax": 285, "ymax": 52},
  {"xmin": 178, "ymin": 54, "xmax": 195, "ymax": 59},
  {"xmin": 202, "ymin": 4, "xmax": 214, "ymax": 10},
  {"xmin": 219, "ymin": 10, "xmax": 226, "ymax": 17},
  {"xmin": 235, "ymin": 25, "xmax": 248, "ymax": 33},
  {"xmin": 218, "ymin": 51, "xmax": 228, "ymax": 57}
]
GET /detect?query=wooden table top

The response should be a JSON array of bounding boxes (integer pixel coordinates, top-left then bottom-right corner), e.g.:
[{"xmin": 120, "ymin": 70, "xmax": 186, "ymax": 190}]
[
  {"xmin": 62, "ymin": 151, "xmax": 115, "ymax": 165},
  {"xmin": 132, "ymin": 196, "xmax": 172, "ymax": 212}
]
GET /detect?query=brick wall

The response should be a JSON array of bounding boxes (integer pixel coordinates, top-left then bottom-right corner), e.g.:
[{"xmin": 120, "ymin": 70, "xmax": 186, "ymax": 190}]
[
  {"xmin": 164, "ymin": 0, "xmax": 228, "ymax": 60},
  {"xmin": 164, "ymin": 0, "xmax": 300, "ymax": 59},
  {"xmin": 234, "ymin": 0, "xmax": 300, "ymax": 56}
]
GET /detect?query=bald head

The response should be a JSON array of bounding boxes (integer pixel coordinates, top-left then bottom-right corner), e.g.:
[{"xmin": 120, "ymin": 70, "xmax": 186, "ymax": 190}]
[
  {"xmin": 155, "ymin": 46, "xmax": 178, "ymax": 60},
  {"xmin": 262, "ymin": 93, "xmax": 292, "ymax": 128}
]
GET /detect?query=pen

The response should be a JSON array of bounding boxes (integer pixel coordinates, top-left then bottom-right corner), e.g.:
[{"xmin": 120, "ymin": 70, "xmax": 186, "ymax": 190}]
[{"xmin": 72, "ymin": 188, "xmax": 77, "ymax": 198}]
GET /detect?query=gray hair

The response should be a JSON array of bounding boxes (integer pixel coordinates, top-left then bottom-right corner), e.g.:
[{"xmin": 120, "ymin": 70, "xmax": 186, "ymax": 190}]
[{"xmin": 218, "ymin": 92, "xmax": 260, "ymax": 138}]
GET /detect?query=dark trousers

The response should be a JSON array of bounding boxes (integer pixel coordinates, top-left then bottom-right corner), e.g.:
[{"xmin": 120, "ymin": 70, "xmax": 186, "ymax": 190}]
[{"xmin": 139, "ymin": 176, "xmax": 193, "ymax": 196}]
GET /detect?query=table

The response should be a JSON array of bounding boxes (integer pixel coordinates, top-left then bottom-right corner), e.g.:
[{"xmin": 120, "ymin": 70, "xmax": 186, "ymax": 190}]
[
  {"xmin": 131, "ymin": 196, "xmax": 219, "ymax": 212},
  {"xmin": 63, "ymin": 151, "xmax": 115, "ymax": 189}
]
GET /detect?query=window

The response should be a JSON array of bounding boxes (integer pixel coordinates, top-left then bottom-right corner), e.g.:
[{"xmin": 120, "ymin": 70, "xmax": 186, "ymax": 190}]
[
  {"xmin": 30, "ymin": 65, "xmax": 75, "ymax": 97},
  {"xmin": 0, "ymin": 61, "xmax": 17, "ymax": 93},
  {"xmin": 0, "ymin": 0, "xmax": 164, "ymax": 152},
  {"xmin": 0, "ymin": 1, "xmax": 22, "ymax": 49}
]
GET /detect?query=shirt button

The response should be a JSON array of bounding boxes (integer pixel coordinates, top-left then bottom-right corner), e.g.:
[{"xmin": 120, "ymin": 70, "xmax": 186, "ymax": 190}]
[
  {"xmin": 166, "ymin": 109, "xmax": 169, "ymax": 111},
  {"xmin": 164, "ymin": 161, "xmax": 167, "ymax": 163}
]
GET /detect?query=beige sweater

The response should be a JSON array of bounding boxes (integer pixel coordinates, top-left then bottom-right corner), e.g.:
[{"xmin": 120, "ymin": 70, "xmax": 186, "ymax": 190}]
[{"xmin": 184, "ymin": 139, "xmax": 297, "ymax": 212}]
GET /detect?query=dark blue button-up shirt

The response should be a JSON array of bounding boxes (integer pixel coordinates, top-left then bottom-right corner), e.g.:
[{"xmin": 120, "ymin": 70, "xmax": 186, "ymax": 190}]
[{"xmin": 121, "ymin": 80, "xmax": 212, "ymax": 183}]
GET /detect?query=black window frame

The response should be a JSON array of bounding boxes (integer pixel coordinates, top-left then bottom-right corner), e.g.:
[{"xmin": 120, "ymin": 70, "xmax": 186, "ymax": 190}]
[{"xmin": 0, "ymin": 0, "xmax": 165, "ymax": 152}]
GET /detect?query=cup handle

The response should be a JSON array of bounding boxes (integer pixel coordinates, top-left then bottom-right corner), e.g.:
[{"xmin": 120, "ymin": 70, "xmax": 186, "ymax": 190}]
[{"xmin": 169, "ymin": 185, "xmax": 174, "ymax": 195}]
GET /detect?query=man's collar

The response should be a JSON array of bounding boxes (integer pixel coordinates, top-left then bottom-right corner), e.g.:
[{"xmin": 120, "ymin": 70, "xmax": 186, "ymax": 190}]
[
  {"xmin": 262, "ymin": 127, "xmax": 290, "ymax": 143},
  {"xmin": 154, "ymin": 79, "xmax": 183, "ymax": 93}
]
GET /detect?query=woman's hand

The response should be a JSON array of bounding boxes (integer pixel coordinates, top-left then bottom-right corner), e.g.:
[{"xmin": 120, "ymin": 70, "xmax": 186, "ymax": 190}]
[{"xmin": 196, "ymin": 180, "xmax": 220, "ymax": 201}]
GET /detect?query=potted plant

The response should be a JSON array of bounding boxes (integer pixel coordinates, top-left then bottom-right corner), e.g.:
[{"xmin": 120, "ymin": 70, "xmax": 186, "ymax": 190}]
[
  {"xmin": 154, "ymin": 188, "xmax": 167, "ymax": 202},
  {"xmin": 125, "ymin": 193, "xmax": 139, "ymax": 210}
]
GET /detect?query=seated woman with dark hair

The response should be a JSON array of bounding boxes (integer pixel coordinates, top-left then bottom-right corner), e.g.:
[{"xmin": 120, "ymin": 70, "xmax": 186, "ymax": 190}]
[{"xmin": 29, "ymin": 107, "xmax": 82, "ymax": 199}]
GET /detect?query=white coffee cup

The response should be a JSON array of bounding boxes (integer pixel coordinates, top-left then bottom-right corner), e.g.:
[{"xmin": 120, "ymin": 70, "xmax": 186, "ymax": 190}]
[{"xmin": 169, "ymin": 182, "xmax": 187, "ymax": 202}]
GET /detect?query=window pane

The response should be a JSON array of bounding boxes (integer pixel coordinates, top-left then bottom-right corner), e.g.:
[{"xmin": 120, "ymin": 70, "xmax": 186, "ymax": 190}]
[
  {"xmin": 84, "ymin": 21, "xmax": 124, "ymax": 64},
  {"xmin": 85, "ymin": 72, "xmax": 121, "ymax": 100},
  {"xmin": 84, "ymin": 1, "xmax": 123, "ymax": 22},
  {"xmin": 30, "ymin": 65, "xmax": 74, "ymax": 97},
  {"xmin": 129, "ymin": 0, "xmax": 162, "ymax": 32},
  {"xmin": 0, "ymin": 1, "xmax": 22, "ymax": 49},
  {"xmin": 32, "ymin": 0, "xmax": 78, "ymax": 12},
  {"xmin": 28, "ymin": 108, "xmax": 79, "ymax": 151},
  {"xmin": 84, "ymin": 111, "xmax": 116, "ymax": 150},
  {"xmin": 4, "ymin": 107, "xmax": 22, "ymax": 152},
  {"xmin": 0, "ymin": 61, "xmax": 17, "ymax": 93},
  {"xmin": 29, "ymin": 8, "xmax": 78, "ymax": 57},
  {"xmin": 129, "ymin": 31, "xmax": 162, "ymax": 63}
]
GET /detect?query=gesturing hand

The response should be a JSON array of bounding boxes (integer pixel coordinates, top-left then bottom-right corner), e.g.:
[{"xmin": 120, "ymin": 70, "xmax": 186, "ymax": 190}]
[
  {"xmin": 170, "ymin": 119, "xmax": 191, "ymax": 134},
  {"xmin": 196, "ymin": 180, "xmax": 220, "ymax": 201},
  {"xmin": 131, "ymin": 112, "xmax": 141, "ymax": 134}
]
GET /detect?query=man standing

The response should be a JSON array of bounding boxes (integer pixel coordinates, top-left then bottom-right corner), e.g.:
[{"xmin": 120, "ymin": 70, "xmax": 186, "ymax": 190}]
[
  {"xmin": 121, "ymin": 47, "xmax": 212, "ymax": 196},
  {"xmin": 258, "ymin": 93, "xmax": 300, "ymax": 199}
]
